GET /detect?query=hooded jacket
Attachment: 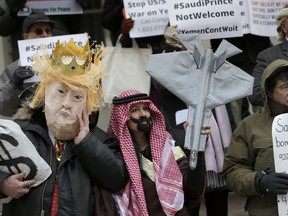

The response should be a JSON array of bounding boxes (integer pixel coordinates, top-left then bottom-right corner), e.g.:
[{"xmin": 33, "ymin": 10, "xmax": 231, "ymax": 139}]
[
  {"xmin": 223, "ymin": 59, "xmax": 288, "ymax": 216},
  {"xmin": 0, "ymin": 106, "xmax": 128, "ymax": 216}
]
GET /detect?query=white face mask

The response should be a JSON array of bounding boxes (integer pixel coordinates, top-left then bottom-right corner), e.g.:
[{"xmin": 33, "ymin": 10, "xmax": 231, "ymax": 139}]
[{"xmin": 44, "ymin": 81, "xmax": 87, "ymax": 140}]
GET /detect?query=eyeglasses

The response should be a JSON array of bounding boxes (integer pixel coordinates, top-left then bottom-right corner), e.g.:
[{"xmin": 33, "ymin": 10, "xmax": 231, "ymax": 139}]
[{"xmin": 28, "ymin": 27, "xmax": 52, "ymax": 35}]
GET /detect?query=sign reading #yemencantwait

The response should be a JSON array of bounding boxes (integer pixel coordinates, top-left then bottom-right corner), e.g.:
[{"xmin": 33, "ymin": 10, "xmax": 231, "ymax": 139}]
[
  {"xmin": 17, "ymin": 0, "xmax": 83, "ymax": 16},
  {"xmin": 272, "ymin": 113, "xmax": 288, "ymax": 216},
  {"xmin": 167, "ymin": 0, "xmax": 243, "ymax": 40},
  {"xmin": 18, "ymin": 33, "xmax": 89, "ymax": 83},
  {"xmin": 123, "ymin": 0, "xmax": 169, "ymax": 38}
]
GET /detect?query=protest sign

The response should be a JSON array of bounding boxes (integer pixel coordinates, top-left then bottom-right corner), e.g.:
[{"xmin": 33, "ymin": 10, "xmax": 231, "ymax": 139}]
[
  {"xmin": 272, "ymin": 113, "xmax": 288, "ymax": 216},
  {"xmin": 167, "ymin": 0, "xmax": 242, "ymax": 40},
  {"xmin": 248, "ymin": 0, "xmax": 287, "ymax": 36},
  {"xmin": 123, "ymin": 0, "xmax": 169, "ymax": 38},
  {"xmin": 122, "ymin": 0, "xmax": 286, "ymax": 39},
  {"xmin": 18, "ymin": 33, "xmax": 89, "ymax": 83},
  {"xmin": 240, "ymin": 0, "xmax": 250, "ymax": 34},
  {"xmin": 18, "ymin": 0, "xmax": 83, "ymax": 16}
]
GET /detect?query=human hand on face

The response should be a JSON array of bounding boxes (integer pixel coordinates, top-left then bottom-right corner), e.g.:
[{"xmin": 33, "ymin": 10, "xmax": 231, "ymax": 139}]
[
  {"xmin": 0, "ymin": 172, "xmax": 36, "ymax": 198},
  {"xmin": 74, "ymin": 108, "xmax": 90, "ymax": 145}
]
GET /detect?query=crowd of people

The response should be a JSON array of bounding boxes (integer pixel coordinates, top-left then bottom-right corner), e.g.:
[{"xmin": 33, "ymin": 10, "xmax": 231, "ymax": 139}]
[{"xmin": 0, "ymin": 1, "xmax": 287, "ymax": 216}]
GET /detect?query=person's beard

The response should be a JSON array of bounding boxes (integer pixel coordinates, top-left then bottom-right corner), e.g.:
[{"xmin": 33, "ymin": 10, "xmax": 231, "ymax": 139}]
[{"xmin": 130, "ymin": 116, "xmax": 152, "ymax": 133}]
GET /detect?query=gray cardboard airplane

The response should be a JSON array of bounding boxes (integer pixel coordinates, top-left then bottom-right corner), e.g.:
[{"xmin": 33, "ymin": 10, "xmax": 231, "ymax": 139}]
[{"xmin": 146, "ymin": 34, "xmax": 254, "ymax": 169}]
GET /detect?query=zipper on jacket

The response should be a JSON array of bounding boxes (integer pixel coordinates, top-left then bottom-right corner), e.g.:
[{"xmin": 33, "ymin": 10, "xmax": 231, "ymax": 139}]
[{"xmin": 40, "ymin": 145, "xmax": 53, "ymax": 215}]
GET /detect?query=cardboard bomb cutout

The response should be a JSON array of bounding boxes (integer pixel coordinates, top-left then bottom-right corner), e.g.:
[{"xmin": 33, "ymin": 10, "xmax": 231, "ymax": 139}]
[{"xmin": 146, "ymin": 35, "xmax": 254, "ymax": 169}]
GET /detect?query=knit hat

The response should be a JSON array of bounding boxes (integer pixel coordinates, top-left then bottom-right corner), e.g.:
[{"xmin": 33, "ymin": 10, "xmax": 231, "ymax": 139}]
[{"xmin": 22, "ymin": 11, "xmax": 55, "ymax": 33}]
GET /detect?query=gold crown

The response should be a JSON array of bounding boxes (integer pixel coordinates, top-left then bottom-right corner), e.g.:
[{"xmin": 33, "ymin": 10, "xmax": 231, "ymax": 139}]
[{"xmin": 51, "ymin": 38, "xmax": 92, "ymax": 76}]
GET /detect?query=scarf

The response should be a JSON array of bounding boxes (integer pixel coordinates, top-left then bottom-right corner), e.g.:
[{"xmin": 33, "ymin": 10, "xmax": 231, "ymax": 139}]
[
  {"xmin": 205, "ymin": 105, "xmax": 232, "ymax": 189},
  {"xmin": 107, "ymin": 90, "xmax": 184, "ymax": 216}
]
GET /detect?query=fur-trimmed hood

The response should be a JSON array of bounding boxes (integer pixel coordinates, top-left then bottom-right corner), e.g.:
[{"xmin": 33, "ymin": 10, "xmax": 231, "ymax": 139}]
[{"xmin": 13, "ymin": 102, "xmax": 47, "ymax": 128}]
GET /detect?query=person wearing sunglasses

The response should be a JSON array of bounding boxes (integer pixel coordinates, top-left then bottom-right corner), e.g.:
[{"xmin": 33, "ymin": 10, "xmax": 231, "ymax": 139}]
[{"xmin": 0, "ymin": 11, "xmax": 54, "ymax": 117}]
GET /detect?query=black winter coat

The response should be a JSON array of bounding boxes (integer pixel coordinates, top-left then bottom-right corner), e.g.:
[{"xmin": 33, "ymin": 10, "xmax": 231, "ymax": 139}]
[{"xmin": 0, "ymin": 111, "xmax": 128, "ymax": 216}]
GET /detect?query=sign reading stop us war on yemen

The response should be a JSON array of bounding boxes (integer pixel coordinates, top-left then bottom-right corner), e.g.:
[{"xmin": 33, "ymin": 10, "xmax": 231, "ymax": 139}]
[
  {"xmin": 123, "ymin": 0, "xmax": 169, "ymax": 38},
  {"xmin": 167, "ymin": 0, "xmax": 243, "ymax": 40},
  {"xmin": 272, "ymin": 113, "xmax": 288, "ymax": 216}
]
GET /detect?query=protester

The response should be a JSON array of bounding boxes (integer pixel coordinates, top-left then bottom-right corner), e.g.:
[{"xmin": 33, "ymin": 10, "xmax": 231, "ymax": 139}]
[
  {"xmin": 107, "ymin": 89, "xmax": 211, "ymax": 215},
  {"xmin": 102, "ymin": 0, "xmax": 123, "ymax": 46},
  {"xmin": 0, "ymin": 11, "xmax": 54, "ymax": 117},
  {"xmin": 102, "ymin": 0, "xmax": 166, "ymax": 108},
  {"xmin": 0, "ymin": 0, "xmax": 104, "ymax": 61},
  {"xmin": 223, "ymin": 59, "xmax": 288, "ymax": 216},
  {"xmin": 0, "ymin": 38, "xmax": 128, "ymax": 215},
  {"xmin": 249, "ymin": 5, "xmax": 288, "ymax": 108}
]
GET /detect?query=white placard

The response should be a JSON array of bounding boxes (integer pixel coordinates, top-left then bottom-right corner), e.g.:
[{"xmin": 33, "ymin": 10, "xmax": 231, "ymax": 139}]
[
  {"xmin": 272, "ymin": 113, "xmax": 288, "ymax": 216},
  {"xmin": 248, "ymin": 0, "xmax": 287, "ymax": 37},
  {"xmin": 175, "ymin": 109, "xmax": 188, "ymax": 125},
  {"xmin": 167, "ymin": 0, "xmax": 243, "ymax": 40},
  {"xmin": 240, "ymin": 0, "xmax": 250, "ymax": 34},
  {"xmin": 122, "ymin": 0, "xmax": 286, "ymax": 39},
  {"xmin": 18, "ymin": 33, "xmax": 89, "ymax": 83},
  {"xmin": 123, "ymin": 0, "xmax": 169, "ymax": 38},
  {"xmin": 18, "ymin": 0, "xmax": 83, "ymax": 16}
]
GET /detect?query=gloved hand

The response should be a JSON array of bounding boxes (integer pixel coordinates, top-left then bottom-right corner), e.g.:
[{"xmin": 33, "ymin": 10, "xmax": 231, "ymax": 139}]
[
  {"xmin": 164, "ymin": 25, "xmax": 183, "ymax": 49},
  {"xmin": 5, "ymin": 0, "xmax": 26, "ymax": 17},
  {"xmin": 255, "ymin": 171, "xmax": 288, "ymax": 194},
  {"xmin": 121, "ymin": 18, "xmax": 134, "ymax": 38},
  {"xmin": 12, "ymin": 67, "xmax": 34, "ymax": 90}
]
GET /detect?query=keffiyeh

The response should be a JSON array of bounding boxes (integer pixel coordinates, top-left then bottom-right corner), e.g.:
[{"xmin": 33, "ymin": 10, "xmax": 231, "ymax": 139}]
[{"xmin": 107, "ymin": 90, "xmax": 184, "ymax": 216}]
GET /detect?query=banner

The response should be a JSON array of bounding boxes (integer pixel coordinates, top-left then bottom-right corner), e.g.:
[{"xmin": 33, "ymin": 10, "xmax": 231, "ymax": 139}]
[{"xmin": 17, "ymin": 0, "xmax": 83, "ymax": 16}]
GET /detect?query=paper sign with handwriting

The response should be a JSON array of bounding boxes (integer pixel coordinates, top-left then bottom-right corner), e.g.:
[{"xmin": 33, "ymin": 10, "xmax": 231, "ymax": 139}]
[{"xmin": 272, "ymin": 113, "xmax": 288, "ymax": 216}]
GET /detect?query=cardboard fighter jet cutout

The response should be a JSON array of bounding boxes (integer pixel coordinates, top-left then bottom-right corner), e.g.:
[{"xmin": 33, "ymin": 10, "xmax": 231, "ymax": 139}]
[{"xmin": 146, "ymin": 35, "xmax": 254, "ymax": 169}]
